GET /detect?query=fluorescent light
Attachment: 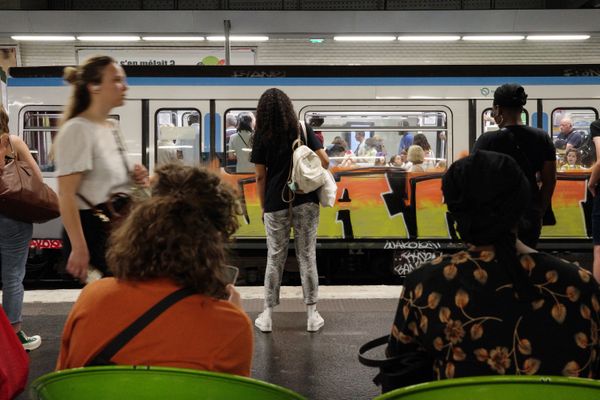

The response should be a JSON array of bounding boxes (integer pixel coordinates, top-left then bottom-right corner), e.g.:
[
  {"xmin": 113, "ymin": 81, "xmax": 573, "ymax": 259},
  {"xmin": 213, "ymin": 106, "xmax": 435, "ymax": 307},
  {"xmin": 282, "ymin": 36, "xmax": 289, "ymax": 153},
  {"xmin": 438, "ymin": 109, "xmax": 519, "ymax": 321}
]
[
  {"xmin": 462, "ymin": 35, "xmax": 525, "ymax": 41},
  {"xmin": 397, "ymin": 36, "xmax": 460, "ymax": 41},
  {"xmin": 334, "ymin": 36, "xmax": 396, "ymax": 42},
  {"xmin": 11, "ymin": 35, "xmax": 76, "ymax": 41},
  {"xmin": 526, "ymin": 35, "xmax": 590, "ymax": 41},
  {"xmin": 206, "ymin": 36, "xmax": 269, "ymax": 42},
  {"xmin": 77, "ymin": 36, "xmax": 141, "ymax": 42},
  {"xmin": 142, "ymin": 36, "xmax": 205, "ymax": 41}
]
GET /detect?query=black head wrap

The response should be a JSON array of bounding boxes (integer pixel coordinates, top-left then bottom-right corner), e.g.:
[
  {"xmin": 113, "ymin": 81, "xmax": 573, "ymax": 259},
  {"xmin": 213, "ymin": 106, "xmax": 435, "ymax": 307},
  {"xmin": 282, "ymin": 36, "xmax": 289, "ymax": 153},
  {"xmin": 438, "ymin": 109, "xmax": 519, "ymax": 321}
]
[
  {"xmin": 493, "ymin": 83, "xmax": 528, "ymax": 108},
  {"xmin": 442, "ymin": 150, "xmax": 537, "ymax": 301}
]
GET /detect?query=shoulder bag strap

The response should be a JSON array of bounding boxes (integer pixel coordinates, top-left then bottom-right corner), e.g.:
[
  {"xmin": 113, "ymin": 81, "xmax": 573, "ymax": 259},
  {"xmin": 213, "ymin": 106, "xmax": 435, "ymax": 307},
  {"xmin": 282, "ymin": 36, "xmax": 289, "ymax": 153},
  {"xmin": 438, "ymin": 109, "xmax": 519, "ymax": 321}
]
[
  {"xmin": 86, "ymin": 287, "xmax": 196, "ymax": 366},
  {"xmin": 1, "ymin": 134, "xmax": 17, "ymax": 160},
  {"xmin": 109, "ymin": 123, "xmax": 131, "ymax": 177}
]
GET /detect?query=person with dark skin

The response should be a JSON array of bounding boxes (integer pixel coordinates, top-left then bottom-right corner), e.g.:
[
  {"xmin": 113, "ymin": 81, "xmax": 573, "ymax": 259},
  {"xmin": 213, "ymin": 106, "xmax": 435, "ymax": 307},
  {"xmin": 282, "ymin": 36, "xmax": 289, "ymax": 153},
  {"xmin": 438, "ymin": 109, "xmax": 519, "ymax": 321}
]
[{"xmin": 473, "ymin": 83, "xmax": 556, "ymax": 248}]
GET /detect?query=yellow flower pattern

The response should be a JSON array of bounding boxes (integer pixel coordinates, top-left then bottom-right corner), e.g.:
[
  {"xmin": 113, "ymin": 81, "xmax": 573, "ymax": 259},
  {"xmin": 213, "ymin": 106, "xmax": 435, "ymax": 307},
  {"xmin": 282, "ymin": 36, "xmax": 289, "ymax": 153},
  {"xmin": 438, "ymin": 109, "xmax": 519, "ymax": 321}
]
[{"xmin": 388, "ymin": 251, "xmax": 600, "ymax": 380}]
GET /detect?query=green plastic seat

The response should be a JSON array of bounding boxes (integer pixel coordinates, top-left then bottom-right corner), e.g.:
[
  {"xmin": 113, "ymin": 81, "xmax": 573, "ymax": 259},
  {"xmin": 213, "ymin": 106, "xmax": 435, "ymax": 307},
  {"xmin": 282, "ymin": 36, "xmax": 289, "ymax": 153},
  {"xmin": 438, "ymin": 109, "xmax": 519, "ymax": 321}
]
[
  {"xmin": 375, "ymin": 375, "xmax": 600, "ymax": 400},
  {"xmin": 31, "ymin": 365, "xmax": 306, "ymax": 400}
]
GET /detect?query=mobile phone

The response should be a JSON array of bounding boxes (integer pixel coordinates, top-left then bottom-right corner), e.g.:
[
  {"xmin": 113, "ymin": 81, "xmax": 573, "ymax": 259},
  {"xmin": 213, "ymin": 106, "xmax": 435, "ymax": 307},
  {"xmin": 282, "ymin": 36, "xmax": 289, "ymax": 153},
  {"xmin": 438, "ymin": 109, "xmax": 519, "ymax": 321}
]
[{"xmin": 221, "ymin": 265, "xmax": 239, "ymax": 285}]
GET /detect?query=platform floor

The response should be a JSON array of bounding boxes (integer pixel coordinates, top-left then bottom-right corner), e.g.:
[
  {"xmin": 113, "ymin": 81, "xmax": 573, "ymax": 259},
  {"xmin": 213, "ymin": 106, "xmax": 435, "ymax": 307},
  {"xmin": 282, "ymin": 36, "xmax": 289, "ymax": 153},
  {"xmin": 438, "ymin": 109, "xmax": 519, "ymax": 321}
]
[{"xmin": 16, "ymin": 286, "xmax": 401, "ymax": 400}]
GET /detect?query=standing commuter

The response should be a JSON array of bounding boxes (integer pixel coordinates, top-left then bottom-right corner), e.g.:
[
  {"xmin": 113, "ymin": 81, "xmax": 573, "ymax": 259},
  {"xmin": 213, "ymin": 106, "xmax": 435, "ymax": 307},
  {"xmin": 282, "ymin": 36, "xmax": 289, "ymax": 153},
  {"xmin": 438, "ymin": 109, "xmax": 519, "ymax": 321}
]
[
  {"xmin": 586, "ymin": 120, "xmax": 600, "ymax": 283},
  {"xmin": 0, "ymin": 107, "xmax": 42, "ymax": 350},
  {"xmin": 54, "ymin": 56, "xmax": 148, "ymax": 283},
  {"xmin": 554, "ymin": 117, "xmax": 583, "ymax": 151},
  {"xmin": 228, "ymin": 111, "xmax": 255, "ymax": 173},
  {"xmin": 473, "ymin": 83, "xmax": 556, "ymax": 248},
  {"xmin": 251, "ymin": 88, "xmax": 329, "ymax": 332}
]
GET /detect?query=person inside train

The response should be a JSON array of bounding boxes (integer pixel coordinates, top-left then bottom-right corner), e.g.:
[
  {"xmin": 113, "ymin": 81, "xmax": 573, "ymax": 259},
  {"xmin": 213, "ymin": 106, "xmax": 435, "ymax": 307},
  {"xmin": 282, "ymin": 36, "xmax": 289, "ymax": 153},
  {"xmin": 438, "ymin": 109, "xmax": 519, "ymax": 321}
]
[
  {"xmin": 397, "ymin": 120, "xmax": 414, "ymax": 153},
  {"xmin": 308, "ymin": 116, "xmax": 325, "ymax": 145},
  {"xmin": 251, "ymin": 88, "xmax": 329, "ymax": 333},
  {"xmin": 225, "ymin": 113, "xmax": 238, "ymax": 144},
  {"xmin": 56, "ymin": 163, "xmax": 253, "ymax": 376},
  {"xmin": 228, "ymin": 111, "xmax": 255, "ymax": 173},
  {"xmin": 407, "ymin": 145, "xmax": 425, "ymax": 172},
  {"xmin": 386, "ymin": 150, "xmax": 600, "ymax": 385},
  {"xmin": 0, "ymin": 106, "xmax": 42, "ymax": 351},
  {"xmin": 554, "ymin": 117, "xmax": 583, "ymax": 151},
  {"xmin": 327, "ymin": 144, "xmax": 346, "ymax": 168},
  {"xmin": 412, "ymin": 134, "xmax": 434, "ymax": 169},
  {"xmin": 354, "ymin": 131, "xmax": 367, "ymax": 157},
  {"xmin": 560, "ymin": 148, "xmax": 582, "ymax": 171},
  {"xmin": 473, "ymin": 83, "xmax": 556, "ymax": 249},
  {"xmin": 54, "ymin": 56, "xmax": 149, "ymax": 283},
  {"xmin": 586, "ymin": 120, "xmax": 600, "ymax": 283},
  {"xmin": 389, "ymin": 150, "xmax": 411, "ymax": 169}
]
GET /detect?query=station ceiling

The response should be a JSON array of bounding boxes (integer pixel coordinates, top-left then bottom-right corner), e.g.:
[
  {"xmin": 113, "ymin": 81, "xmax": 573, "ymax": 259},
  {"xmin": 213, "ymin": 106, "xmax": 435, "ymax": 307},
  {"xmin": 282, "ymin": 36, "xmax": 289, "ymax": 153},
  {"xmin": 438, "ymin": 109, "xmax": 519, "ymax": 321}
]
[{"xmin": 1, "ymin": 0, "xmax": 599, "ymax": 11}]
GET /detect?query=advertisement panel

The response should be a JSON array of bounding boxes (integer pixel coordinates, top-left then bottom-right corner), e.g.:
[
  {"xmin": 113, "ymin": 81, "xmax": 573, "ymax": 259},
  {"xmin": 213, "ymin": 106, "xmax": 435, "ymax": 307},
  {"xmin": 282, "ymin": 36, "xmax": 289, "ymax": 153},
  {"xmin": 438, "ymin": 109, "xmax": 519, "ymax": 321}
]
[{"xmin": 77, "ymin": 48, "xmax": 255, "ymax": 66}]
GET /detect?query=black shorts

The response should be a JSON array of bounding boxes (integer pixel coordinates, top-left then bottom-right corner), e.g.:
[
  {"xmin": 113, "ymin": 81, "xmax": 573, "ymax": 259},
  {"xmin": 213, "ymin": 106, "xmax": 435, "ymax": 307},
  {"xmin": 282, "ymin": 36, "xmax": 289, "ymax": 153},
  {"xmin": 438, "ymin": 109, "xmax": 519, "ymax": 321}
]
[{"xmin": 61, "ymin": 209, "xmax": 110, "ymax": 274}]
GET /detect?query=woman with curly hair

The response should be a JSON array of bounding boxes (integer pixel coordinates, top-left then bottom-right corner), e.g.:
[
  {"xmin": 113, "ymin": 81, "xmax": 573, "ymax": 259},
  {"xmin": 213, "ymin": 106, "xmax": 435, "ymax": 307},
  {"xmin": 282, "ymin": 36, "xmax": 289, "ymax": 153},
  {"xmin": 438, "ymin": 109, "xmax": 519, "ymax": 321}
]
[
  {"xmin": 56, "ymin": 164, "xmax": 253, "ymax": 376},
  {"xmin": 251, "ymin": 88, "xmax": 329, "ymax": 333}
]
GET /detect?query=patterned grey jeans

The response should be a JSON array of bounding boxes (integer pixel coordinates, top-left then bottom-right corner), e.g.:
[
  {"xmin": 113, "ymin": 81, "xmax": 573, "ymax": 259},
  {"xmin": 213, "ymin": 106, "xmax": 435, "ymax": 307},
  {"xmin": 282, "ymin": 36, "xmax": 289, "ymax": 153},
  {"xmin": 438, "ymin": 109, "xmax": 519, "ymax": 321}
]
[{"xmin": 263, "ymin": 202, "xmax": 320, "ymax": 308}]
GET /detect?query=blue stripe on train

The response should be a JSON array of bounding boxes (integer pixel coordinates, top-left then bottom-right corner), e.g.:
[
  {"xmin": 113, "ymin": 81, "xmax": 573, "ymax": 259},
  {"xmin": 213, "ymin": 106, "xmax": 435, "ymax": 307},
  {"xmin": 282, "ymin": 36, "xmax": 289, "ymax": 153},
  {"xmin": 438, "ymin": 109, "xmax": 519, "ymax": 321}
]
[{"xmin": 8, "ymin": 76, "xmax": 600, "ymax": 87}]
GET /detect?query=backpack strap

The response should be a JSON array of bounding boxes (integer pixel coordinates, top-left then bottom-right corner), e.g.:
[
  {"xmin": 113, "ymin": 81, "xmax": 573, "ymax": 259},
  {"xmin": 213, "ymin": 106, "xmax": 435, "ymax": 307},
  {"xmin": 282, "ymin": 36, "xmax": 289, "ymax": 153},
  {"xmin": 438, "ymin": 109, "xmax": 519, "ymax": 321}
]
[{"xmin": 86, "ymin": 287, "xmax": 196, "ymax": 366}]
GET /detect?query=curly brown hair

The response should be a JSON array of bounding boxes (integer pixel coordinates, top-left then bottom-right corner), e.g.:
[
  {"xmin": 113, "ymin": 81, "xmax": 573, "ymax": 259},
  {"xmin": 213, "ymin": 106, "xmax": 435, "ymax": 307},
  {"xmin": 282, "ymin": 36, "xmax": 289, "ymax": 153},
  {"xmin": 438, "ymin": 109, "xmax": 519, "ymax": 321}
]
[
  {"xmin": 106, "ymin": 164, "xmax": 241, "ymax": 299},
  {"xmin": 254, "ymin": 88, "xmax": 300, "ymax": 150}
]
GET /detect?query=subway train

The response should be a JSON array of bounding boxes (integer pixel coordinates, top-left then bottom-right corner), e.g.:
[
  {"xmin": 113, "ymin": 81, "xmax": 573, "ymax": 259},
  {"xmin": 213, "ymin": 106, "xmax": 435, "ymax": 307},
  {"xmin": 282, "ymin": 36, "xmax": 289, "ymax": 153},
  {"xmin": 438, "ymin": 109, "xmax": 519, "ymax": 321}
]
[{"xmin": 5, "ymin": 64, "xmax": 600, "ymax": 282}]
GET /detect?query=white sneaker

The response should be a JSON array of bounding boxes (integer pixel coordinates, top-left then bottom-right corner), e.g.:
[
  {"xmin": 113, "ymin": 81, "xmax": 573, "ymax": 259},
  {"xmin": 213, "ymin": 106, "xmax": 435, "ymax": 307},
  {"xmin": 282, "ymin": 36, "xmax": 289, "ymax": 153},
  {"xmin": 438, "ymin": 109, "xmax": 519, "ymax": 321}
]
[
  {"xmin": 255, "ymin": 311, "xmax": 272, "ymax": 333},
  {"xmin": 17, "ymin": 330, "xmax": 42, "ymax": 351},
  {"xmin": 307, "ymin": 311, "xmax": 324, "ymax": 332}
]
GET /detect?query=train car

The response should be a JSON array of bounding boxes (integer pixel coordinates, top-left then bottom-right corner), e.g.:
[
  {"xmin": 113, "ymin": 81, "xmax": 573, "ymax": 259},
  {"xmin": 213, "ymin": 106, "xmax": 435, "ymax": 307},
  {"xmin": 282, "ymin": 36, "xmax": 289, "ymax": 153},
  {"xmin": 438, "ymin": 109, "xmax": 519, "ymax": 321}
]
[{"xmin": 6, "ymin": 64, "xmax": 600, "ymax": 282}]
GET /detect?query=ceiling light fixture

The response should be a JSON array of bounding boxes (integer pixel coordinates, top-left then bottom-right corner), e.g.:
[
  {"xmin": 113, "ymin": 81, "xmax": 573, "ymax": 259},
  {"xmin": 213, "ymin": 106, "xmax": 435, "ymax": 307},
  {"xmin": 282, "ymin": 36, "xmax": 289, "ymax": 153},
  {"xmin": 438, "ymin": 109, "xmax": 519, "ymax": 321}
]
[
  {"xmin": 77, "ymin": 36, "xmax": 141, "ymax": 42},
  {"xmin": 334, "ymin": 36, "xmax": 396, "ymax": 42},
  {"xmin": 526, "ymin": 35, "xmax": 590, "ymax": 41},
  {"xmin": 462, "ymin": 35, "xmax": 525, "ymax": 41},
  {"xmin": 11, "ymin": 35, "xmax": 76, "ymax": 41},
  {"xmin": 142, "ymin": 36, "xmax": 205, "ymax": 41},
  {"xmin": 206, "ymin": 36, "xmax": 269, "ymax": 41},
  {"xmin": 397, "ymin": 36, "xmax": 460, "ymax": 41}
]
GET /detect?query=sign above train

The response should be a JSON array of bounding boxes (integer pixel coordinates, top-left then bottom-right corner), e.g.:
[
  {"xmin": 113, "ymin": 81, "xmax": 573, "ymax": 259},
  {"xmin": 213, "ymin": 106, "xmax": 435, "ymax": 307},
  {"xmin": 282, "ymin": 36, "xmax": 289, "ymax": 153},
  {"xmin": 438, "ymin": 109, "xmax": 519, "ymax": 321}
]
[{"xmin": 77, "ymin": 48, "xmax": 255, "ymax": 66}]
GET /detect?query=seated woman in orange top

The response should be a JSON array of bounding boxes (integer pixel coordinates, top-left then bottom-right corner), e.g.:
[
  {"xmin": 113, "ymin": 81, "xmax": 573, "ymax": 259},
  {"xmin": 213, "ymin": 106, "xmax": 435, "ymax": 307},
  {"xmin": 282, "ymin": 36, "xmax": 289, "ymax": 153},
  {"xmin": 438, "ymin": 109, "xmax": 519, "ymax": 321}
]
[{"xmin": 56, "ymin": 164, "xmax": 253, "ymax": 376}]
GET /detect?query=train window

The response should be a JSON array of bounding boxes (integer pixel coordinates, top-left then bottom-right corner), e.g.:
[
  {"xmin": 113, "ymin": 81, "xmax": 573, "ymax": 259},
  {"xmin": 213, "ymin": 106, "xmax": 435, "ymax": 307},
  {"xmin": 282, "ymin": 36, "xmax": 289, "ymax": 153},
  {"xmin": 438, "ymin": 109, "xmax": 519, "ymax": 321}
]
[
  {"xmin": 224, "ymin": 109, "xmax": 256, "ymax": 174},
  {"xmin": 482, "ymin": 108, "xmax": 529, "ymax": 133},
  {"xmin": 552, "ymin": 108, "xmax": 598, "ymax": 169},
  {"xmin": 20, "ymin": 108, "xmax": 63, "ymax": 173},
  {"xmin": 303, "ymin": 110, "xmax": 448, "ymax": 170},
  {"xmin": 155, "ymin": 109, "xmax": 201, "ymax": 167}
]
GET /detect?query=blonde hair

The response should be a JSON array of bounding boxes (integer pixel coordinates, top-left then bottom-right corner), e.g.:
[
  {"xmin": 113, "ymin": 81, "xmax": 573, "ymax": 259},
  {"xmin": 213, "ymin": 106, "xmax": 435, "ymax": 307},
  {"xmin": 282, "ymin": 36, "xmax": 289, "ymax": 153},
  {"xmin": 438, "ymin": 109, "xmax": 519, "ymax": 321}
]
[
  {"xmin": 62, "ymin": 56, "xmax": 115, "ymax": 123},
  {"xmin": 407, "ymin": 145, "xmax": 425, "ymax": 164}
]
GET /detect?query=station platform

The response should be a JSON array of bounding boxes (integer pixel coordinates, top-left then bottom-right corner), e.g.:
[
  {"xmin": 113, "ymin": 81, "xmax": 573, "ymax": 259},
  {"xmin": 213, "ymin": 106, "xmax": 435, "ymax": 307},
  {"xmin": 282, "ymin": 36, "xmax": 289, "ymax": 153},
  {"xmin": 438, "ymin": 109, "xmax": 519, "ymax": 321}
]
[{"xmin": 17, "ymin": 285, "xmax": 402, "ymax": 400}]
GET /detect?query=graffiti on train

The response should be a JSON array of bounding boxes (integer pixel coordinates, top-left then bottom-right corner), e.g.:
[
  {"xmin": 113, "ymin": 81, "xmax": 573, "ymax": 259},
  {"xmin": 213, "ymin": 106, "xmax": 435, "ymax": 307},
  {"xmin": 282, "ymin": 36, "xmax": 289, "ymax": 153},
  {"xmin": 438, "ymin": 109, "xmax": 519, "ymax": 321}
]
[
  {"xmin": 393, "ymin": 250, "xmax": 440, "ymax": 276},
  {"xmin": 223, "ymin": 170, "xmax": 593, "ymax": 242}
]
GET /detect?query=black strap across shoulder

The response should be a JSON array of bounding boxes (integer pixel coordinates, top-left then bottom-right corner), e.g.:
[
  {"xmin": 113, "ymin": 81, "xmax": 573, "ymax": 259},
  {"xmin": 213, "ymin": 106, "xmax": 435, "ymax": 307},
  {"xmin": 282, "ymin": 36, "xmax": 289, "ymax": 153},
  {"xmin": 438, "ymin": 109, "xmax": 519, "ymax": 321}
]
[{"xmin": 86, "ymin": 287, "xmax": 196, "ymax": 366}]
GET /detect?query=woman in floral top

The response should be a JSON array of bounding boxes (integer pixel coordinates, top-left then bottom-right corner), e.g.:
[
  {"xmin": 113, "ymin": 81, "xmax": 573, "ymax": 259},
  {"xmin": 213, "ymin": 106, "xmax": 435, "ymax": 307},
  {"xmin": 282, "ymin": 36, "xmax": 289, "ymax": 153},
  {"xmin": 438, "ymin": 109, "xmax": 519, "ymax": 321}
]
[{"xmin": 387, "ymin": 150, "xmax": 600, "ymax": 382}]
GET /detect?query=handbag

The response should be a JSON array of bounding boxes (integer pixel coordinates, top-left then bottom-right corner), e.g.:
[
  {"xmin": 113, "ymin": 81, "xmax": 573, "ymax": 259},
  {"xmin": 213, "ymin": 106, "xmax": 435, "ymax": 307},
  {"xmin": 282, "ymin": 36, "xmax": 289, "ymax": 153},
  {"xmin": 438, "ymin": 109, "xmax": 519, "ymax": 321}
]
[
  {"xmin": 358, "ymin": 335, "xmax": 435, "ymax": 393},
  {"xmin": 0, "ymin": 135, "xmax": 60, "ymax": 223},
  {"xmin": 317, "ymin": 169, "xmax": 337, "ymax": 207}
]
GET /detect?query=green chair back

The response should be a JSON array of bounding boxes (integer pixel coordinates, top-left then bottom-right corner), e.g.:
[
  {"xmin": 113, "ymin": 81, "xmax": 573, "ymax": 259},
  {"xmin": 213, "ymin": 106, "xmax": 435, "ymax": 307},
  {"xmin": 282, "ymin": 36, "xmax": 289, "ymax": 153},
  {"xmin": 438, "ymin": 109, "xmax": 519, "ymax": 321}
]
[
  {"xmin": 31, "ymin": 366, "xmax": 306, "ymax": 400},
  {"xmin": 375, "ymin": 375, "xmax": 600, "ymax": 400}
]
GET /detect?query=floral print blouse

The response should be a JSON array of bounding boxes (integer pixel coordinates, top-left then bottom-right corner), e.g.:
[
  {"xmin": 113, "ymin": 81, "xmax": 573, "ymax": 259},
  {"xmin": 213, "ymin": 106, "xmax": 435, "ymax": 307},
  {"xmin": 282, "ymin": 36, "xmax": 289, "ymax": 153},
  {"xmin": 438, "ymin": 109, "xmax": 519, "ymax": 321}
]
[{"xmin": 387, "ymin": 251, "xmax": 600, "ymax": 380}]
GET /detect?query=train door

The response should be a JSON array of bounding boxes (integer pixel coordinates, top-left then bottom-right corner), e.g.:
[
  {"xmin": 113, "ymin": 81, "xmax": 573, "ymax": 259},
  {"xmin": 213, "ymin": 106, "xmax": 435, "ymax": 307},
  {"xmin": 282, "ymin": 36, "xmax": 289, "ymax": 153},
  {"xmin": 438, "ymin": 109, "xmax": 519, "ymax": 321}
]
[{"xmin": 147, "ymin": 100, "xmax": 210, "ymax": 173}]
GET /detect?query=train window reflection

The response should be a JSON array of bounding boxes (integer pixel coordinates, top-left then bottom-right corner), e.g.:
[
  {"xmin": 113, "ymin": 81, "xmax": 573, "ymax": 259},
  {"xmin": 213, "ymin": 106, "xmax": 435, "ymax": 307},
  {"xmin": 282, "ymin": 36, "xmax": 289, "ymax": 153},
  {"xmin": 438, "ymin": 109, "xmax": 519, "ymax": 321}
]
[
  {"xmin": 304, "ymin": 110, "xmax": 448, "ymax": 171},
  {"xmin": 21, "ymin": 108, "xmax": 63, "ymax": 173},
  {"xmin": 552, "ymin": 108, "xmax": 598, "ymax": 169},
  {"xmin": 155, "ymin": 109, "xmax": 201, "ymax": 167},
  {"xmin": 224, "ymin": 109, "xmax": 256, "ymax": 174}
]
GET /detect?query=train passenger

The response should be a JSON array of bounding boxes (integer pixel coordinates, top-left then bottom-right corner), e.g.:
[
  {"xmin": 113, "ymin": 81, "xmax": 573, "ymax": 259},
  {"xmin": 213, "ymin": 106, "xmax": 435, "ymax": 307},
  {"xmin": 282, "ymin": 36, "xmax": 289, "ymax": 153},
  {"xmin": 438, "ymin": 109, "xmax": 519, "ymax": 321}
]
[
  {"xmin": 397, "ymin": 120, "xmax": 414, "ymax": 153},
  {"xmin": 407, "ymin": 145, "xmax": 425, "ymax": 172},
  {"xmin": 387, "ymin": 150, "xmax": 600, "ymax": 384},
  {"xmin": 587, "ymin": 120, "xmax": 600, "ymax": 283},
  {"xmin": 473, "ymin": 83, "xmax": 556, "ymax": 249},
  {"xmin": 327, "ymin": 144, "xmax": 346, "ymax": 168},
  {"xmin": 56, "ymin": 164, "xmax": 253, "ymax": 375},
  {"xmin": 228, "ymin": 111, "xmax": 255, "ymax": 173},
  {"xmin": 251, "ymin": 88, "xmax": 329, "ymax": 333},
  {"xmin": 560, "ymin": 148, "xmax": 582, "ymax": 171},
  {"xmin": 412, "ymin": 134, "xmax": 434, "ymax": 169},
  {"xmin": 308, "ymin": 116, "xmax": 325, "ymax": 145},
  {"xmin": 225, "ymin": 113, "xmax": 238, "ymax": 144},
  {"xmin": 389, "ymin": 150, "xmax": 411, "ymax": 169},
  {"xmin": 54, "ymin": 56, "xmax": 149, "ymax": 283},
  {"xmin": 554, "ymin": 117, "xmax": 583, "ymax": 151},
  {"xmin": 354, "ymin": 131, "xmax": 367, "ymax": 157},
  {"xmin": 0, "ymin": 107, "xmax": 42, "ymax": 351}
]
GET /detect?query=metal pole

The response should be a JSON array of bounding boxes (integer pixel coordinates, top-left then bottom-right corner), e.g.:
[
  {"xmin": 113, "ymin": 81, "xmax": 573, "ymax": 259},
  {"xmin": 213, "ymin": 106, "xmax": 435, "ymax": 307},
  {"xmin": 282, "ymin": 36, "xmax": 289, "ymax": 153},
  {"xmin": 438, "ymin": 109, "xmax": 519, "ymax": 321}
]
[{"xmin": 224, "ymin": 20, "xmax": 231, "ymax": 66}]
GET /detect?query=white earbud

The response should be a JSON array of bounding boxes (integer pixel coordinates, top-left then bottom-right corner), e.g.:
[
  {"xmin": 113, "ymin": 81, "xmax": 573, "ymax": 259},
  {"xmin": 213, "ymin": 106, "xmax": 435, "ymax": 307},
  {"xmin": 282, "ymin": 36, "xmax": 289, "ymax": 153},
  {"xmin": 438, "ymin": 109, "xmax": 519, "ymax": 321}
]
[{"xmin": 91, "ymin": 85, "xmax": 100, "ymax": 92}]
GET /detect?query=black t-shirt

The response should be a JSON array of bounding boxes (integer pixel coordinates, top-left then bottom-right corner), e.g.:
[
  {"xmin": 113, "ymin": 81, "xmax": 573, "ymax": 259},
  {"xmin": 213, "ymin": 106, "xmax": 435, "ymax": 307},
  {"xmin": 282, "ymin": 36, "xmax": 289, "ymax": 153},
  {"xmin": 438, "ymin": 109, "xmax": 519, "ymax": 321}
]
[
  {"xmin": 473, "ymin": 125, "xmax": 555, "ymax": 205},
  {"xmin": 251, "ymin": 125, "xmax": 324, "ymax": 213}
]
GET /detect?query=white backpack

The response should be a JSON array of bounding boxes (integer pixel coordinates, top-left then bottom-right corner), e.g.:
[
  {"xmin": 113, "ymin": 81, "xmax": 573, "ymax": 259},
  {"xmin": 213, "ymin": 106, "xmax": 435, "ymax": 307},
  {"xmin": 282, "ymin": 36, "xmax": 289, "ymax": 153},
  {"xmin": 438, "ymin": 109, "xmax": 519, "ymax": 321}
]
[{"xmin": 282, "ymin": 123, "xmax": 326, "ymax": 203}]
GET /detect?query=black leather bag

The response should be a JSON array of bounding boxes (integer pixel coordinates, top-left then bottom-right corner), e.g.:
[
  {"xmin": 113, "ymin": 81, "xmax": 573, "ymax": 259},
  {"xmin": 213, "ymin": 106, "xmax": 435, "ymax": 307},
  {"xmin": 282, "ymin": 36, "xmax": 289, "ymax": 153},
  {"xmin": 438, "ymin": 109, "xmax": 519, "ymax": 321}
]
[{"xmin": 358, "ymin": 335, "xmax": 435, "ymax": 394}]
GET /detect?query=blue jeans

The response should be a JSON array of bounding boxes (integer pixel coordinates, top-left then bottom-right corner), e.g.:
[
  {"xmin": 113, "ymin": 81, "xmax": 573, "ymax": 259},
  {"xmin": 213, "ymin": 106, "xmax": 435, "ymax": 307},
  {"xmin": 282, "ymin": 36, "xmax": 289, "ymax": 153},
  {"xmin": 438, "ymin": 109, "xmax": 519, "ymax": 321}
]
[{"xmin": 0, "ymin": 214, "xmax": 32, "ymax": 325}]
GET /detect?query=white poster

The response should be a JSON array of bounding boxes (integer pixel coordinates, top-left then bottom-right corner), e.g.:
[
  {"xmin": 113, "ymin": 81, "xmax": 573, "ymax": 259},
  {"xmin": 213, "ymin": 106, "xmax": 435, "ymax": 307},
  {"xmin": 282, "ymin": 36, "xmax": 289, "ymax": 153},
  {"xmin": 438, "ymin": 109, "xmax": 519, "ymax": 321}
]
[{"xmin": 77, "ymin": 48, "xmax": 255, "ymax": 66}]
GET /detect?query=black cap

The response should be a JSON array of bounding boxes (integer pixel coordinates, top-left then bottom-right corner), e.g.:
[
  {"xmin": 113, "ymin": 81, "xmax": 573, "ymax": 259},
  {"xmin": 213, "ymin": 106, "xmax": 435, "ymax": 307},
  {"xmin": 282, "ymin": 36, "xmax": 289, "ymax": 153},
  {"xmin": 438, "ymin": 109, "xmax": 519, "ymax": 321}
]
[{"xmin": 493, "ymin": 83, "xmax": 528, "ymax": 107}]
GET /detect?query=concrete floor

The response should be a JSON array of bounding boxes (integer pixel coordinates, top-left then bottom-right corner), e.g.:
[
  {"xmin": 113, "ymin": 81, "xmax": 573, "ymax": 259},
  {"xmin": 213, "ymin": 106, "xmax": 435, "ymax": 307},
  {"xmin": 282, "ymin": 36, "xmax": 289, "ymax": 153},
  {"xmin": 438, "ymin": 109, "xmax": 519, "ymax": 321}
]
[{"xmin": 18, "ymin": 296, "xmax": 398, "ymax": 400}]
